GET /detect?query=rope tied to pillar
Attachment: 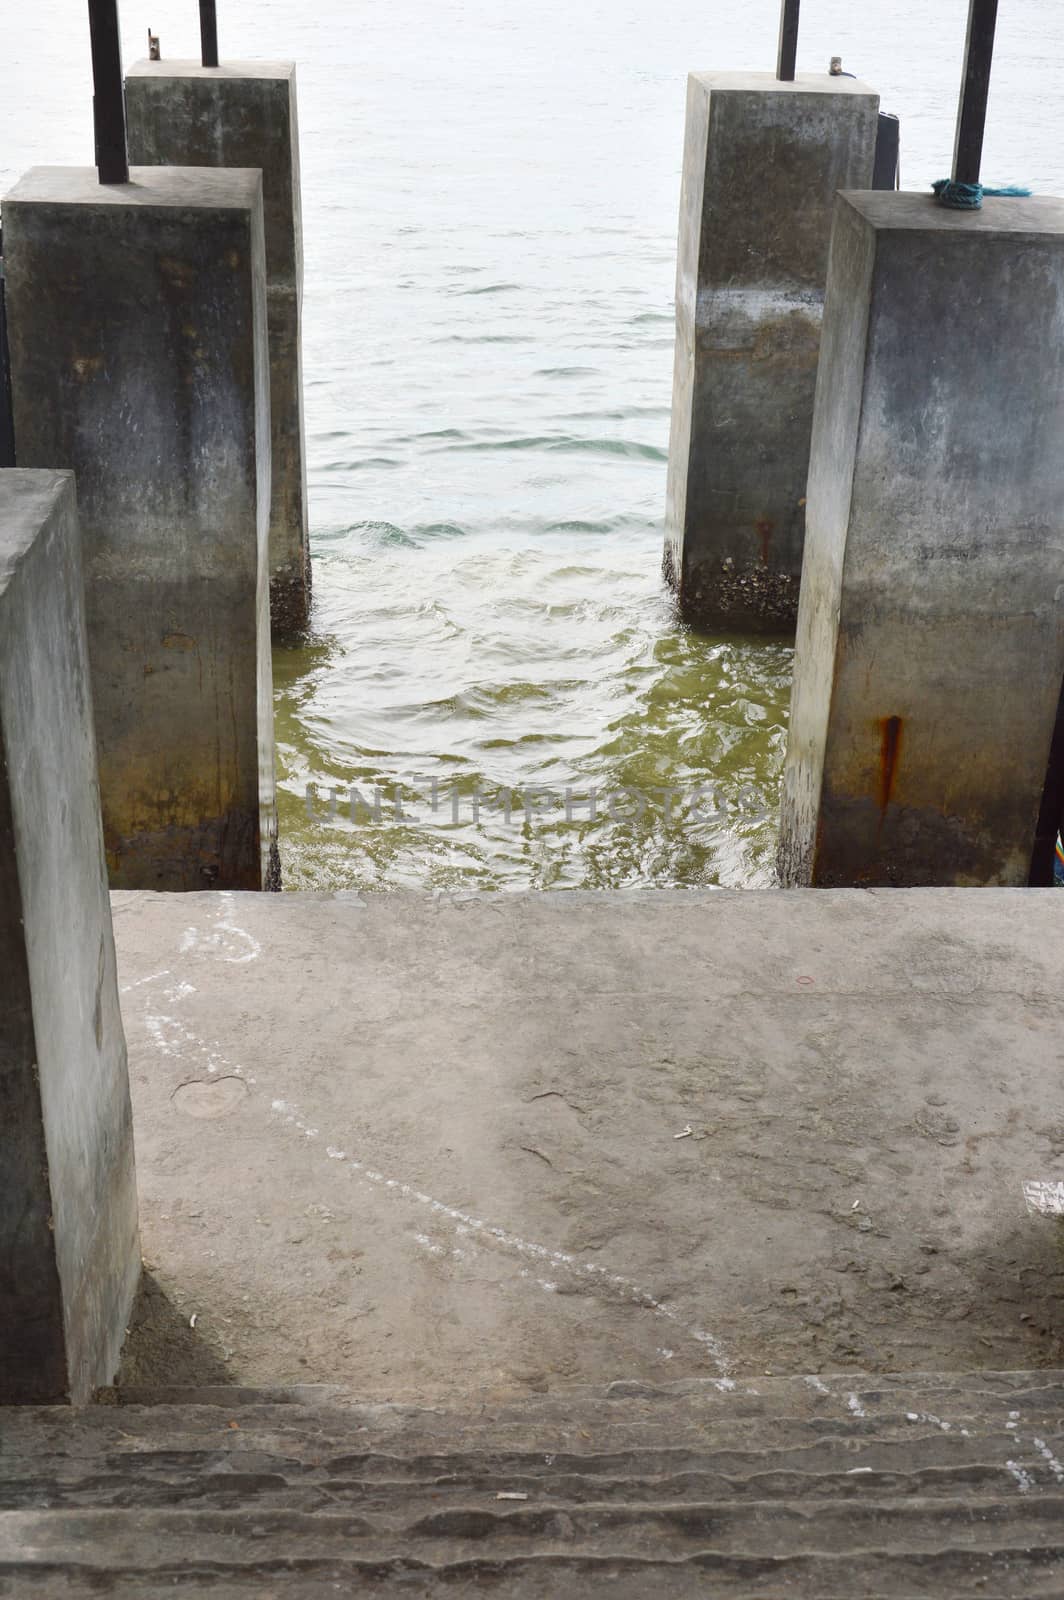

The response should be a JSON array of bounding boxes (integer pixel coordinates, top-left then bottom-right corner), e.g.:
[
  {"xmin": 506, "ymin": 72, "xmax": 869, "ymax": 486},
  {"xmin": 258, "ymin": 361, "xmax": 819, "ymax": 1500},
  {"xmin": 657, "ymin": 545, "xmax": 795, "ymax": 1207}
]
[{"xmin": 932, "ymin": 178, "xmax": 1031, "ymax": 209}]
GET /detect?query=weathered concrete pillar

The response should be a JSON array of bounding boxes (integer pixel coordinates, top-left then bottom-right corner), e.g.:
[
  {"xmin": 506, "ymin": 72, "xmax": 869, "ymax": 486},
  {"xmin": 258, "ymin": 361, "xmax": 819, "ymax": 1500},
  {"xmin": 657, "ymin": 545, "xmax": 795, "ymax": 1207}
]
[
  {"xmin": 125, "ymin": 60, "xmax": 311, "ymax": 637},
  {"xmin": 779, "ymin": 192, "xmax": 1064, "ymax": 887},
  {"xmin": 3, "ymin": 166, "xmax": 277, "ymax": 891},
  {"xmin": 0, "ymin": 470, "xmax": 139, "ymax": 1403},
  {"xmin": 664, "ymin": 72, "xmax": 879, "ymax": 632}
]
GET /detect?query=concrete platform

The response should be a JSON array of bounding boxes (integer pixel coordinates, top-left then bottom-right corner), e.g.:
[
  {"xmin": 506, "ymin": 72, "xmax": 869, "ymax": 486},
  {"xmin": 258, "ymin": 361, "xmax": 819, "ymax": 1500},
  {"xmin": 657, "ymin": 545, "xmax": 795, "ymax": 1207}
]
[{"xmin": 112, "ymin": 888, "xmax": 1064, "ymax": 1398}]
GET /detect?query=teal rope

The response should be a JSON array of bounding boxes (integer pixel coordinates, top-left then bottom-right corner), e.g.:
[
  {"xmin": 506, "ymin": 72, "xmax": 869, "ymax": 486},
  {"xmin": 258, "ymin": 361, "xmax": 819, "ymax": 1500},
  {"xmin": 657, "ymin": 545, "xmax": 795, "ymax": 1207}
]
[{"xmin": 933, "ymin": 178, "xmax": 1032, "ymax": 209}]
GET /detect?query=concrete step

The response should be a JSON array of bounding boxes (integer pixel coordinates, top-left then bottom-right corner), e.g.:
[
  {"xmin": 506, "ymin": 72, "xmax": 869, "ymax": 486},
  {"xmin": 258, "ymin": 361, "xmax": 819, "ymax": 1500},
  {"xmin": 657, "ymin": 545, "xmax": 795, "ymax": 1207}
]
[
  {"xmin": 7, "ymin": 1552, "xmax": 1064, "ymax": 1600},
  {"xmin": 3, "ymin": 1459, "xmax": 1055, "ymax": 1513},
  {"xmin": 3, "ymin": 1523, "xmax": 1064, "ymax": 1599},
  {"xmin": 3, "ymin": 1372, "xmax": 1064, "ymax": 1596},
  {"xmin": 6, "ymin": 1379, "xmax": 1063, "ymax": 1497},
  {"xmin": 5, "ymin": 1495, "xmax": 1064, "ymax": 1556}
]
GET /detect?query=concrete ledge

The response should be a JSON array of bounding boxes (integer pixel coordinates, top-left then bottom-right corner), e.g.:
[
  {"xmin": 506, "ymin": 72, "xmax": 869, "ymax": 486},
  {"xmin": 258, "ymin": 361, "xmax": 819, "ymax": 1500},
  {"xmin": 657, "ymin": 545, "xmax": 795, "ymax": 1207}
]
[
  {"xmin": 113, "ymin": 886, "xmax": 1064, "ymax": 1398},
  {"xmin": 0, "ymin": 470, "xmax": 139, "ymax": 1403}
]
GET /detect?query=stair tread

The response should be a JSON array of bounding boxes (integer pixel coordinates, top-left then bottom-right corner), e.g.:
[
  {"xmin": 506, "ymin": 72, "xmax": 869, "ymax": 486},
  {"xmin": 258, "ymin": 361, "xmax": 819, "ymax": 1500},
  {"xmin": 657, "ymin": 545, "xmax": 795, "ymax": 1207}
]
[
  {"xmin": 4, "ymin": 1371, "xmax": 1064, "ymax": 1595},
  {"xmin": 5, "ymin": 1543, "xmax": 1064, "ymax": 1599}
]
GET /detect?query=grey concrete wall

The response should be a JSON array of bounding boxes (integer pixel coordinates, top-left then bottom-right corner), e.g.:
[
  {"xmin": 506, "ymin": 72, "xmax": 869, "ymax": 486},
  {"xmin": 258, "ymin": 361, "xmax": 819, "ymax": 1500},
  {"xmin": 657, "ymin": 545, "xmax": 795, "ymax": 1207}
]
[
  {"xmin": 664, "ymin": 72, "xmax": 879, "ymax": 633},
  {"xmin": 3, "ymin": 166, "xmax": 276, "ymax": 892},
  {"xmin": 779, "ymin": 191, "xmax": 1064, "ymax": 887},
  {"xmin": 125, "ymin": 61, "xmax": 311, "ymax": 636},
  {"xmin": 0, "ymin": 470, "xmax": 139, "ymax": 1403}
]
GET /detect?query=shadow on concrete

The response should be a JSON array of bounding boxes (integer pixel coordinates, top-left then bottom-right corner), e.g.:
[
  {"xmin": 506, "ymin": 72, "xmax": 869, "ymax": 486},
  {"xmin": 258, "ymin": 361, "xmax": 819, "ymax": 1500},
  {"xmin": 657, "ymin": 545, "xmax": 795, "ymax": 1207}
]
[{"xmin": 118, "ymin": 1270, "xmax": 235, "ymax": 1388}]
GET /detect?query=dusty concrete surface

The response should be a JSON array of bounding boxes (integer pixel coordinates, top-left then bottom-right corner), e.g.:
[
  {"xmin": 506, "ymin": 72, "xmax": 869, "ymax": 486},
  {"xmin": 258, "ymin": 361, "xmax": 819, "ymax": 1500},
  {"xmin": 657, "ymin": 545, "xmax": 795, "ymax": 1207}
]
[{"xmin": 113, "ymin": 887, "xmax": 1064, "ymax": 1400}]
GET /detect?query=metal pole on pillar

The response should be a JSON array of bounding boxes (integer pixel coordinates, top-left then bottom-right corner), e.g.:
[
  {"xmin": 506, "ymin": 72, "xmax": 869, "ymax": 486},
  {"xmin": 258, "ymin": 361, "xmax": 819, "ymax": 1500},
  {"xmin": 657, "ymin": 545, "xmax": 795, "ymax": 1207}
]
[
  {"xmin": 952, "ymin": 0, "xmax": 999, "ymax": 186},
  {"xmin": 87, "ymin": 0, "xmax": 129, "ymax": 184},
  {"xmin": 776, "ymin": 0, "xmax": 800, "ymax": 82},
  {"xmin": 200, "ymin": 0, "xmax": 219, "ymax": 68}
]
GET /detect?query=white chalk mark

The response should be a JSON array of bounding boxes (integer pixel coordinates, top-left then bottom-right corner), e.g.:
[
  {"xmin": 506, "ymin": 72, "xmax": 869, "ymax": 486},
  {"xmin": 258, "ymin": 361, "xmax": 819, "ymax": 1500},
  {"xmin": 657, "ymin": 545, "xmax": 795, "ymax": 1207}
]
[
  {"xmin": 805, "ymin": 1376, "xmax": 831, "ymax": 1396},
  {"xmin": 120, "ymin": 969, "xmax": 170, "ymax": 994},
  {"xmin": 215, "ymin": 892, "xmax": 262, "ymax": 962},
  {"xmin": 847, "ymin": 1394, "xmax": 867, "ymax": 1419},
  {"xmin": 145, "ymin": 1010, "xmax": 242, "ymax": 1081},
  {"xmin": 1023, "ymin": 1179, "xmax": 1064, "ymax": 1216},
  {"xmin": 264, "ymin": 1091, "xmax": 732, "ymax": 1374},
  {"xmin": 144, "ymin": 1013, "xmax": 183, "ymax": 1058},
  {"xmin": 1006, "ymin": 1460, "xmax": 1036, "ymax": 1493},
  {"xmin": 1032, "ymin": 1437, "xmax": 1064, "ymax": 1483},
  {"xmin": 179, "ymin": 894, "xmax": 261, "ymax": 966},
  {"xmin": 905, "ymin": 1410, "xmax": 952, "ymax": 1433},
  {"xmin": 519, "ymin": 1267, "xmax": 560, "ymax": 1295}
]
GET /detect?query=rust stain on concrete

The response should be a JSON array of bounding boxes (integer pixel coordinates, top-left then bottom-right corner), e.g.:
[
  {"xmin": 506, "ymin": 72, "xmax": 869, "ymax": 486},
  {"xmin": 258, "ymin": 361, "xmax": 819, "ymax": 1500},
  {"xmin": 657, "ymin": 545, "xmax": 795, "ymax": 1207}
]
[{"xmin": 878, "ymin": 715, "xmax": 904, "ymax": 816}]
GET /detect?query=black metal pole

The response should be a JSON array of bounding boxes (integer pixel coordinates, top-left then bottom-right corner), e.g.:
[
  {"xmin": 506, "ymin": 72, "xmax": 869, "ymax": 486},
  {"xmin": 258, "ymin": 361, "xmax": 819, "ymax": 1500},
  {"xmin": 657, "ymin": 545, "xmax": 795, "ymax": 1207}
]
[
  {"xmin": 200, "ymin": 0, "xmax": 219, "ymax": 67},
  {"xmin": 952, "ymin": 0, "xmax": 999, "ymax": 186},
  {"xmin": 777, "ymin": 0, "xmax": 800, "ymax": 82},
  {"xmin": 87, "ymin": 0, "xmax": 129, "ymax": 184}
]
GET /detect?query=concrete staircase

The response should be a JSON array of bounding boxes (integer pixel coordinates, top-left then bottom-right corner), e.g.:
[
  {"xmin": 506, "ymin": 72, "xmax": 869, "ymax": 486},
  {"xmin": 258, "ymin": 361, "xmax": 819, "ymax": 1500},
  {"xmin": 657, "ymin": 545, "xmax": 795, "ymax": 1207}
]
[{"xmin": 3, "ymin": 1371, "xmax": 1064, "ymax": 1596}]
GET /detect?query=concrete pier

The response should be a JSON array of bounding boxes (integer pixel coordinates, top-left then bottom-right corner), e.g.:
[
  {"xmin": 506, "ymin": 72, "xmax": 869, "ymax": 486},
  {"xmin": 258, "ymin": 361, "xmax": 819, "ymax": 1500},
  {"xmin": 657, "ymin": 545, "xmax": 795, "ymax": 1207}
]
[
  {"xmin": 779, "ymin": 192, "xmax": 1064, "ymax": 887},
  {"xmin": 2, "ymin": 166, "xmax": 277, "ymax": 891},
  {"xmin": 664, "ymin": 72, "xmax": 879, "ymax": 632},
  {"xmin": 0, "ymin": 471, "xmax": 139, "ymax": 1403},
  {"xmin": 125, "ymin": 60, "xmax": 311, "ymax": 637}
]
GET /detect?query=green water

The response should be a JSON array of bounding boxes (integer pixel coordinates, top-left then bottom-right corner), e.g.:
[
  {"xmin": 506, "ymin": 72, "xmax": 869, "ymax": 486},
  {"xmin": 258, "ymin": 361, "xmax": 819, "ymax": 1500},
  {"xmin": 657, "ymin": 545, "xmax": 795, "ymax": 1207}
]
[{"xmin": 273, "ymin": 528, "xmax": 792, "ymax": 891}]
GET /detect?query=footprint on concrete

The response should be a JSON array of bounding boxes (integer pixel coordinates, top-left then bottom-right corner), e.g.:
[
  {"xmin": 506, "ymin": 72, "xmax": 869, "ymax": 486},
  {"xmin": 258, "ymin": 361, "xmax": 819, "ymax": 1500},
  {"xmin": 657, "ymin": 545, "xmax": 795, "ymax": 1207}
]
[{"xmin": 172, "ymin": 1075, "xmax": 249, "ymax": 1119}]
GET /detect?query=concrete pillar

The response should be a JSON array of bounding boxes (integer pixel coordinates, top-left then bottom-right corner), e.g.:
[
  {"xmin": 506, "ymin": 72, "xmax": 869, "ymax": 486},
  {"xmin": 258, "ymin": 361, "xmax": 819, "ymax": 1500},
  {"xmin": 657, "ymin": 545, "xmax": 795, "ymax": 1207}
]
[
  {"xmin": 0, "ymin": 470, "xmax": 139, "ymax": 1403},
  {"xmin": 664, "ymin": 72, "xmax": 879, "ymax": 632},
  {"xmin": 2, "ymin": 166, "xmax": 277, "ymax": 892},
  {"xmin": 125, "ymin": 61, "xmax": 311, "ymax": 637},
  {"xmin": 779, "ymin": 192, "xmax": 1064, "ymax": 887}
]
